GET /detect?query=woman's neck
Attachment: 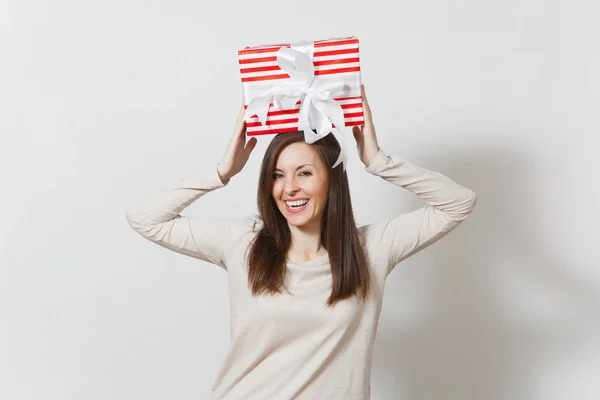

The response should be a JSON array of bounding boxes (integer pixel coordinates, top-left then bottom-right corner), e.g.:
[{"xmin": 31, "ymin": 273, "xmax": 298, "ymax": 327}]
[{"xmin": 287, "ymin": 222, "xmax": 326, "ymax": 262}]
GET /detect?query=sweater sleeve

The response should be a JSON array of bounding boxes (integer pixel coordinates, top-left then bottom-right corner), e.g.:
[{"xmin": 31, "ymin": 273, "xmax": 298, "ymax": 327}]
[
  {"xmin": 125, "ymin": 164, "xmax": 257, "ymax": 270},
  {"xmin": 359, "ymin": 148, "xmax": 477, "ymax": 277}
]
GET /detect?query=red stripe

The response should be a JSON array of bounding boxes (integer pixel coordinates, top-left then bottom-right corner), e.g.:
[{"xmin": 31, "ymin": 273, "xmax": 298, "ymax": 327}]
[
  {"xmin": 242, "ymin": 67, "xmax": 360, "ymax": 81},
  {"xmin": 247, "ymin": 108, "xmax": 361, "ymax": 119},
  {"xmin": 241, "ymin": 73, "xmax": 290, "ymax": 82},
  {"xmin": 335, "ymin": 95, "xmax": 362, "ymax": 101},
  {"xmin": 314, "ymin": 57, "xmax": 359, "ymax": 66},
  {"xmin": 239, "ymin": 56, "xmax": 277, "ymax": 64},
  {"xmin": 247, "ymin": 118, "xmax": 298, "ymax": 127},
  {"xmin": 247, "ymin": 127, "xmax": 300, "ymax": 136},
  {"xmin": 341, "ymin": 102, "xmax": 362, "ymax": 109},
  {"xmin": 315, "ymin": 67, "xmax": 361, "ymax": 76},
  {"xmin": 344, "ymin": 111, "xmax": 364, "ymax": 118},
  {"xmin": 244, "ymin": 97, "xmax": 361, "ymax": 109},
  {"xmin": 264, "ymin": 109, "xmax": 299, "ymax": 117},
  {"xmin": 257, "ymin": 108, "xmax": 362, "ymax": 117},
  {"xmin": 240, "ymin": 45, "xmax": 358, "ymax": 64},
  {"xmin": 247, "ymin": 119, "xmax": 364, "ymax": 136},
  {"xmin": 345, "ymin": 120, "xmax": 364, "ymax": 126},
  {"xmin": 239, "ymin": 45, "xmax": 289, "ymax": 55},
  {"xmin": 314, "ymin": 48, "xmax": 358, "ymax": 57},
  {"xmin": 241, "ymin": 59, "xmax": 359, "ymax": 74},
  {"xmin": 314, "ymin": 38, "xmax": 358, "ymax": 47},
  {"xmin": 239, "ymin": 38, "xmax": 357, "ymax": 56},
  {"xmin": 240, "ymin": 65, "xmax": 281, "ymax": 74},
  {"xmin": 246, "ymin": 112, "xmax": 364, "ymax": 127}
]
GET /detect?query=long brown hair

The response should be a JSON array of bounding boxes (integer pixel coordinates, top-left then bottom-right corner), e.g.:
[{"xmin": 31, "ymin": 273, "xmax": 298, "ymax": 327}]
[{"xmin": 247, "ymin": 131, "xmax": 371, "ymax": 306}]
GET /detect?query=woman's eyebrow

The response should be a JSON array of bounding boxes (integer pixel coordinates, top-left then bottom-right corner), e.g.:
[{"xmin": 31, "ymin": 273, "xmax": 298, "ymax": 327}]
[{"xmin": 274, "ymin": 164, "xmax": 314, "ymax": 172}]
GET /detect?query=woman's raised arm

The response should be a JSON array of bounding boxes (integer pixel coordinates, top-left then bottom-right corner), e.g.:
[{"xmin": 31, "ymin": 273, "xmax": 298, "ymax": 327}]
[{"xmin": 125, "ymin": 106, "xmax": 258, "ymax": 269}]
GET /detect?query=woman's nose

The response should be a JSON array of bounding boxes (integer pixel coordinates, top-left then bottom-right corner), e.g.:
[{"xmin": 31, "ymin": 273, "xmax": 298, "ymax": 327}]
[{"xmin": 284, "ymin": 177, "xmax": 299, "ymax": 194}]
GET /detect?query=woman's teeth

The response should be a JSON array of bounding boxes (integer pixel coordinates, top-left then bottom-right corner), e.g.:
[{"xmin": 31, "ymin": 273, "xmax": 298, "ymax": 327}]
[{"xmin": 286, "ymin": 199, "xmax": 309, "ymax": 208}]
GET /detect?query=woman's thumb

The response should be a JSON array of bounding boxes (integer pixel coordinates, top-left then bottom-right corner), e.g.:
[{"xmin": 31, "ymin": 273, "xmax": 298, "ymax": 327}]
[
  {"xmin": 352, "ymin": 126, "xmax": 363, "ymax": 143},
  {"xmin": 245, "ymin": 137, "xmax": 258, "ymax": 155}
]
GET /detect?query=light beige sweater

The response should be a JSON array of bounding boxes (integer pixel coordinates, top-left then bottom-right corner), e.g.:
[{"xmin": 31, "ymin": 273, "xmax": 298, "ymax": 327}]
[{"xmin": 125, "ymin": 148, "xmax": 477, "ymax": 399}]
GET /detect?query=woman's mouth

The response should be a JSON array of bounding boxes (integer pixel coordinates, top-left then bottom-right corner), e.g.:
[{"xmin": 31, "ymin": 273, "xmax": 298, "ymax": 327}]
[{"xmin": 284, "ymin": 199, "xmax": 309, "ymax": 213}]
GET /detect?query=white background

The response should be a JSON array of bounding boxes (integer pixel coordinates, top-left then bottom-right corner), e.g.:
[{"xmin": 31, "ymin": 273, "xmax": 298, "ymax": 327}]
[{"xmin": 2, "ymin": 0, "xmax": 599, "ymax": 399}]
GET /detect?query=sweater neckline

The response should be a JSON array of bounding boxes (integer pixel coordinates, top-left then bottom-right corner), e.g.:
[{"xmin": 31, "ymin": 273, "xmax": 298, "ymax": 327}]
[{"xmin": 286, "ymin": 252, "xmax": 329, "ymax": 267}]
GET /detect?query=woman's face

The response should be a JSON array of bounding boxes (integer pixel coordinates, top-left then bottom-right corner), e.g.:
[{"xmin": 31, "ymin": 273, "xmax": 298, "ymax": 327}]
[{"xmin": 271, "ymin": 142, "xmax": 330, "ymax": 230}]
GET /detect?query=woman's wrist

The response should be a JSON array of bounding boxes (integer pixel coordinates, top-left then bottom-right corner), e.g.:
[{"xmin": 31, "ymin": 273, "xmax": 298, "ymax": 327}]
[
  {"xmin": 364, "ymin": 146, "xmax": 380, "ymax": 167},
  {"xmin": 216, "ymin": 163, "xmax": 231, "ymax": 184}
]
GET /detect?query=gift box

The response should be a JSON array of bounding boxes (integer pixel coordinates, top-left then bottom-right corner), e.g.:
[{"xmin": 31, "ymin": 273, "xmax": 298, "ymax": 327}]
[{"xmin": 238, "ymin": 37, "xmax": 365, "ymax": 137}]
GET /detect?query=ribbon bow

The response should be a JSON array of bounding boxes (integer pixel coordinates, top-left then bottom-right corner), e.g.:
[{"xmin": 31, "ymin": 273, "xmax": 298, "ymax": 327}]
[{"xmin": 244, "ymin": 44, "xmax": 349, "ymax": 170}]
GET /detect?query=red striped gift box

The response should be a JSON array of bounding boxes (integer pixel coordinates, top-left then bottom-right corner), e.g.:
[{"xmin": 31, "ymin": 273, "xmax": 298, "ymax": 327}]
[{"xmin": 238, "ymin": 37, "xmax": 365, "ymax": 136}]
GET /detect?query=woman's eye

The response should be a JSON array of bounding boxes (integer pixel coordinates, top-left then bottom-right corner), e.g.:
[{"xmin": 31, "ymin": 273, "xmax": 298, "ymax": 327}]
[{"xmin": 273, "ymin": 171, "xmax": 311, "ymax": 179}]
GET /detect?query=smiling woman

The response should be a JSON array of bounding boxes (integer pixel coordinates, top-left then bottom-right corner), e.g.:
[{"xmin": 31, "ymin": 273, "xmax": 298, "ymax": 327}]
[
  {"xmin": 248, "ymin": 131, "xmax": 371, "ymax": 307},
  {"xmin": 125, "ymin": 86, "xmax": 477, "ymax": 399},
  {"xmin": 273, "ymin": 145, "xmax": 329, "ymax": 222}
]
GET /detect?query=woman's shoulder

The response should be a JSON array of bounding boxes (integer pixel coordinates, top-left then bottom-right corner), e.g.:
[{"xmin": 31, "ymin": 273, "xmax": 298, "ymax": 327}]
[
  {"xmin": 227, "ymin": 214, "xmax": 262, "ymax": 245},
  {"xmin": 221, "ymin": 215, "xmax": 262, "ymax": 268},
  {"xmin": 226, "ymin": 215, "xmax": 262, "ymax": 239},
  {"xmin": 246, "ymin": 214, "xmax": 264, "ymax": 233}
]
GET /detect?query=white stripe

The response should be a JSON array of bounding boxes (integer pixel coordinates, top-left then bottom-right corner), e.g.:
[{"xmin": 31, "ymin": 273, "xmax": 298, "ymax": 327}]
[
  {"xmin": 247, "ymin": 108, "xmax": 363, "ymax": 120},
  {"xmin": 238, "ymin": 42, "xmax": 359, "ymax": 61},
  {"xmin": 242, "ymin": 78, "xmax": 362, "ymax": 106},
  {"xmin": 313, "ymin": 52, "xmax": 359, "ymax": 62},
  {"xmin": 240, "ymin": 62, "xmax": 360, "ymax": 79},
  {"xmin": 246, "ymin": 111, "xmax": 364, "ymax": 127},
  {"xmin": 239, "ymin": 60, "xmax": 280, "ymax": 70},
  {"xmin": 241, "ymin": 70, "xmax": 284, "ymax": 79},
  {"xmin": 245, "ymin": 102, "xmax": 362, "ymax": 117},
  {"xmin": 316, "ymin": 43, "xmax": 359, "ymax": 52},
  {"xmin": 314, "ymin": 36, "xmax": 357, "ymax": 44},
  {"xmin": 239, "ymin": 59, "xmax": 360, "ymax": 75},
  {"xmin": 247, "ymin": 123, "xmax": 299, "ymax": 133},
  {"xmin": 239, "ymin": 40, "xmax": 358, "ymax": 54},
  {"xmin": 336, "ymin": 98, "xmax": 363, "ymax": 105},
  {"xmin": 241, "ymin": 73, "xmax": 361, "ymax": 91},
  {"xmin": 247, "ymin": 113, "xmax": 299, "ymax": 123},
  {"xmin": 344, "ymin": 116, "xmax": 365, "ymax": 123},
  {"xmin": 239, "ymin": 51, "xmax": 359, "ymax": 66},
  {"xmin": 316, "ymin": 61, "xmax": 360, "ymax": 71},
  {"xmin": 247, "ymin": 120, "xmax": 364, "ymax": 134}
]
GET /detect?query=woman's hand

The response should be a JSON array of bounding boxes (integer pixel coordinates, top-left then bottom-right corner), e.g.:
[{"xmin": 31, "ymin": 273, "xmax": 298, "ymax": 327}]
[
  {"xmin": 352, "ymin": 85, "xmax": 380, "ymax": 168},
  {"xmin": 217, "ymin": 105, "xmax": 258, "ymax": 183}
]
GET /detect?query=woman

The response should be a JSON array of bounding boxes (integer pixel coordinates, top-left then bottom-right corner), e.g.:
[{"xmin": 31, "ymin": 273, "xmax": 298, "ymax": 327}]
[{"xmin": 126, "ymin": 87, "xmax": 477, "ymax": 399}]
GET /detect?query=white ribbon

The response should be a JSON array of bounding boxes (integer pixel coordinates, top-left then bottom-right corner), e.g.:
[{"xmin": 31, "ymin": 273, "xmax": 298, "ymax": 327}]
[{"xmin": 244, "ymin": 43, "xmax": 349, "ymax": 170}]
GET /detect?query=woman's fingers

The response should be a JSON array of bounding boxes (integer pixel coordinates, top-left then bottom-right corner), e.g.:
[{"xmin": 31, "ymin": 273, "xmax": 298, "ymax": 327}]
[
  {"xmin": 352, "ymin": 126, "xmax": 363, "ymax": 144},
  {"xmin": 234, "ymin": 104, "xmax": 246, "ymax": 137},
  {"xmin": 238, "ymin": 103, "xmax": 246, "ymax": 121},
  {"xmin": 361, "ymin": 84, "xmax": 373, "ymax": 124},
  {"xmin": 244, "ymin": 136, "xmax": 257, "ymax": 156}
]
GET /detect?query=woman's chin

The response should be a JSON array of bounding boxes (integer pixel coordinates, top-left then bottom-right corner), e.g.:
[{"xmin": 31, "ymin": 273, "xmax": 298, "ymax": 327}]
[
  {"xmin": 279, "ymin": 205, "xmax": 322, "ymax": 229},
  {"xmin": 286, "ymin": 217, "xmax": 309, "ymax": 227},
  {"xmin": 285, "ymin": 215, "xmax": 321, "ymax": 230}
]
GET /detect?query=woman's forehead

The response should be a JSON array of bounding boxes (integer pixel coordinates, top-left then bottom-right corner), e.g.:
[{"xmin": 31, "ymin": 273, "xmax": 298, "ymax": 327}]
[{"xmin": 276, "ymin": 143, "xmax": 321, "ymax": 168}]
